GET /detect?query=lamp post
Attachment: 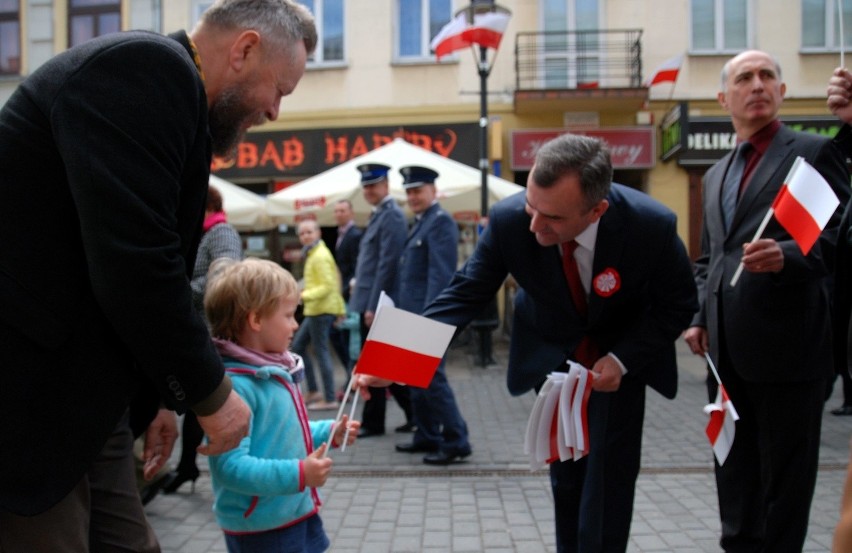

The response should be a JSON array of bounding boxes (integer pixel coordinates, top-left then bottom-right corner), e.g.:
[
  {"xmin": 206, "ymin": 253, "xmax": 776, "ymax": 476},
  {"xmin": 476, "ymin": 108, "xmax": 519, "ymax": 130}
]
[{"xmin": 455, "ymin": 0, "xmax": 511, "ymax": 219}]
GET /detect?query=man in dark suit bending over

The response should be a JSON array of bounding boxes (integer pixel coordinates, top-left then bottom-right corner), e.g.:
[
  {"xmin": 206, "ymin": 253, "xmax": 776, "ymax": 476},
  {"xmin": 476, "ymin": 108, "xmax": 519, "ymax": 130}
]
[{"xmin": 363, "ymin": 134, "xmax": 698, "ymax": 552}]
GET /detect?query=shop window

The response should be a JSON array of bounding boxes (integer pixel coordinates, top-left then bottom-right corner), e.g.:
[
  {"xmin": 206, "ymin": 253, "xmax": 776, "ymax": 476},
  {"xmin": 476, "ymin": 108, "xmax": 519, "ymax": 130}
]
[
  {"xmin": 0, "ymin": 0, "xmax": 20, "ymax": 75},
  {"xmin": 68, "ymin": 0, "xmax": 121, "ymax": 48}
]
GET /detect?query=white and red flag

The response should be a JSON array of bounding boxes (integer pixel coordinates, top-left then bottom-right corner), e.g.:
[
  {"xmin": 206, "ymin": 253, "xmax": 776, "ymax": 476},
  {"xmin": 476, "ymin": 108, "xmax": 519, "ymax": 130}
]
[
  {"xmin": 431, "ymin": 13, "xmax": 470, "ymax": 60},
  {"xmin": 644, "ymin": 54, "xmax": 684, "ymax": 87},
  {"xmin": 461, "ymin": 11, "xmax": 511, "ymax": 50},
  {"xmin": 772, "ymin": 156, "xmax": 841, "ymax": 255},
  {"xmin": 703, "ymin": 384, "xmax": 739, "ymax": 466},
  {"xmin": 353, "ymin": 293, "xmax": 456, "ymax": 388}
]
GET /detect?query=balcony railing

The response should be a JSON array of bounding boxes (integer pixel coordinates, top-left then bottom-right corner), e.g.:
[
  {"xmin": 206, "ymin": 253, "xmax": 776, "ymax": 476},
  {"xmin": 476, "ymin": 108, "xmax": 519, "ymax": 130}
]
[{"xmin": 515, "ymin": 29, "xmax": 643, "ymax": 91}]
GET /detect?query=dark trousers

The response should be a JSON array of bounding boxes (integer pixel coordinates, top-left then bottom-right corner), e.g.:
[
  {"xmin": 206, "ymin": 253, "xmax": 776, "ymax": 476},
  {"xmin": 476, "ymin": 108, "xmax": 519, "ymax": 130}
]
[
  {"xmin": 359, "ymin": 313, "xmax": 412, "ymax": 432},
  {"xmin": 708, "ymin": 349, "xmax": 824, "ymax": 553},
  {"xmin": 0, "ymin": 412, "xmax": 159, "ymax": 553},
  {"xmin": 175, "ymin": 411, "xmax": 203, "ymax": 476},
  {"xmin": 550, "ymin": 376, "xmax": 645, "ymax": 553},
  {"xmin": 409, "ymin": 358, "xmax": 470, "ymax": 453}
]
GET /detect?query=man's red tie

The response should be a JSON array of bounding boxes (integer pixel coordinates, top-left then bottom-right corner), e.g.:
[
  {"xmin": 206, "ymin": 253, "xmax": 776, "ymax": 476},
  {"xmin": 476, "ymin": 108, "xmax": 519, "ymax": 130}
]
[{"xmin": 561, "ymin": 241, "xmax": 598, "ymax": 368}]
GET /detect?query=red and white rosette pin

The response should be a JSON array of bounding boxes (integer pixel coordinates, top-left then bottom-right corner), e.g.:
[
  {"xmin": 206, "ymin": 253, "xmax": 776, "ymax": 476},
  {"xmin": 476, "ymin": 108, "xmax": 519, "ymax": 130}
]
[{"xmin": 593, "ymin": 268, "xmax": 620, "ymax": 297}]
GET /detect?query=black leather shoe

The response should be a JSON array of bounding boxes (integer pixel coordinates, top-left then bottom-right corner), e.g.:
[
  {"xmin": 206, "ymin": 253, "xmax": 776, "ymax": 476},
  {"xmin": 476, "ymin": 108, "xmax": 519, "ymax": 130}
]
[
  {"xmin": 394, "ymin": 422, "xmax": 417, "ymax": 433},
  {"xmin": 396, "ymin": 442, "xmax": 439, "ymax": 453},
  {"xmin": 423, "ymin": 448, "xmax": 472, "ymax": 465},
  {"xmin": 832, "ymin": 405, "xmax": 852, "ymax": 416},
  {"xmin": 162, "ymin": 467, "xmax": 200, "ymax": 495},
  {"xmin": 358, "ymin": 428, "xmax": 385, "ymax": 438}
]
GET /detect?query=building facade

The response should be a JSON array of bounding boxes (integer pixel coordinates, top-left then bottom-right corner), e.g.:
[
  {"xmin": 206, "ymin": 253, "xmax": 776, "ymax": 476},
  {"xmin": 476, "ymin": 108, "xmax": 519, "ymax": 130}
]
[{"xmin": 0, "ymin": 0, "xmax": 847, "ymax": 259}]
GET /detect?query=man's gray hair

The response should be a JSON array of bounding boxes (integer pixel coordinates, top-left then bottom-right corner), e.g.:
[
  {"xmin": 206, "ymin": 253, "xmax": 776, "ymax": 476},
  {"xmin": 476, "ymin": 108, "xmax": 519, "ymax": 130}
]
[
  {"xmin": 531, "ymin": 134, "xmax": 612, "ymax": 208},
  {"xmin": 201, "ymin": 0, "xmax": 317, "ymax": 57}
]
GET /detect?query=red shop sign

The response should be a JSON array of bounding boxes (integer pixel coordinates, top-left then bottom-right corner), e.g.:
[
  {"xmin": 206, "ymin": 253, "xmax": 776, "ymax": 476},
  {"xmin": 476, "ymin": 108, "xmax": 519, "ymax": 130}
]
[{"xmin": 510, "ymin": 128, "xmax": 655, "ymax": 171}]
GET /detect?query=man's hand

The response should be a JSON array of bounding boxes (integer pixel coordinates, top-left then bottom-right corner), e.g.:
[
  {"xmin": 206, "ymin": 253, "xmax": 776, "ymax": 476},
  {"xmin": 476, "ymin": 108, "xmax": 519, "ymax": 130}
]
[
  {"xmin": 354, "ymin": 374, "xmax": 394, "ymax": 401},
  {"xmin": 196, "ymin": 390, "xmax": 250, "ymax": 456},
  {"xmin": 364, "ymin": 310, "xmax": 375, "ymax": 327},
  {"xmin": 828, "ymin": 67, "xmax": 852, "ymax": 124},
  {"xmin": 741, "ymin": 238, "xmax": 784, "ymax": 274},
  {"xmin": 589, "ymin": 356, "xmax": 622, "ymax": 392},
  {"xmin": 684, "ymin": 326, "xmax": 709, "ymax": 356},
  {"xmin": 142, "ymin": 408, "xmax": 178, "ymax": 481}
]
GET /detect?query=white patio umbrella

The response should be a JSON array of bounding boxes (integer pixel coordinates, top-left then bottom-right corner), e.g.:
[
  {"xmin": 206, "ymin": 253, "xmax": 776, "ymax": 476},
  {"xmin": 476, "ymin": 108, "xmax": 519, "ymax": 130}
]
[
  {"xmin": 208, "ymin": 174, "xmax": 275, "ymax": 232},
  {"xmin": 265, "ymin": 138, "xmax": 524, "ymax": 226}
]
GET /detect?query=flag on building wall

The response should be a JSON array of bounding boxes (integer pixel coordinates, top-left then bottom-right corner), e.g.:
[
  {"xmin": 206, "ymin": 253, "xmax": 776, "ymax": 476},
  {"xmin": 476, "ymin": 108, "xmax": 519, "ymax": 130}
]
[
  {"xmin": 772, "ymin": 156, "xmax": 841, "ymax": 255},
  {"xmin": 644, "ymin": 54, "xmax": 684, "ymax": 87}
]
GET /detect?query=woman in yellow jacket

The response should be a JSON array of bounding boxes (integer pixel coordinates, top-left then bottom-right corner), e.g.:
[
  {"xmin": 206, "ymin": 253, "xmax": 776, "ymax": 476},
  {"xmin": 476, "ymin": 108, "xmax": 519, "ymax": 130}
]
[{"xmin": 292, "ymin": 219, "xmax": 346, "ymax": 410}]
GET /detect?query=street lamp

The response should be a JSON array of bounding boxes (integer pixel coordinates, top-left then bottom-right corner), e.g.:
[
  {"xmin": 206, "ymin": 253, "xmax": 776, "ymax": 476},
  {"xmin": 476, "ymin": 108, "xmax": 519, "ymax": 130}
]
[{"xmin": 455, "ymin": 0, "xmax": 512, "ymax": 219}]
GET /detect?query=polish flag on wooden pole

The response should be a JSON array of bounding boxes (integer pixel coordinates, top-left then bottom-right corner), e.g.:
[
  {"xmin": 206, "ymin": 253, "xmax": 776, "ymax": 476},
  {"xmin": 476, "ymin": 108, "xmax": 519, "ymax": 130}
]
[
  {"xmin": 730, "ymin": 157, "xmax": 841, "ymax": 286},
  {"xmin": 644, "ymin": 54, "xmax": 684, "ymax": 87},
  {"xmin": 354, "ymin": 293, "xmax": 456, "ymax": 388},
  {"xmin": 704, "ymin": 384, "xmax": 739, "ymax": 466},
  {"xmin": 771, "ymin": 156, "xmax": 841, "ymax": 255}
]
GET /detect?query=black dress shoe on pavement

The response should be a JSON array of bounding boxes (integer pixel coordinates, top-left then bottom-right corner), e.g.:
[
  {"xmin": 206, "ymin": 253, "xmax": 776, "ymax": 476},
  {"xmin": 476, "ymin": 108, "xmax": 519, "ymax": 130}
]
[
  {"xmin": 423, "ymin": 448, "xmax": 472, "ymax": 465},
  {"xmin": 395, "ymin": 442, "xmax": 439, "ymax": 453},
  {"xmin": 394, "ymin": 422, "xmax": 417, "ymax": 433},
  {"xmin": 832, "ymin": 405, "xmax": 852, "ymax": 416},
  {"xmin": 358, "ymin": 428, "xmax": 385, "ymax": 438}
]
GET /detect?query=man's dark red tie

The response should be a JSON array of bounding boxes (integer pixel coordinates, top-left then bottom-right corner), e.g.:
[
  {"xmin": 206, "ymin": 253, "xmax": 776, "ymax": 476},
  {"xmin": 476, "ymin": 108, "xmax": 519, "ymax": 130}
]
[{"xmin": 561, "ymin": 241, "xmax": 598, "ymax": 368}]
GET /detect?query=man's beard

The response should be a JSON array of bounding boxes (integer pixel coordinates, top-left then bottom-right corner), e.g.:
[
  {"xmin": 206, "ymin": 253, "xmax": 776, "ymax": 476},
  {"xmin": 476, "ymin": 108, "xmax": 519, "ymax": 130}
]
[{"xmin": 208, "ymin": 83, "xmax": 265, "ymax": 159}]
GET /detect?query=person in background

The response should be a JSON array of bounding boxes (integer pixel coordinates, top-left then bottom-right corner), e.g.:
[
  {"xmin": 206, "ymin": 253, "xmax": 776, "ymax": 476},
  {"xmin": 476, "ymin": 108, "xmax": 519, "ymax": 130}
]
[
  {"xmin": 0, "ymin": 1, "xmax": 316, "ymax": 550},
  {"xmin": 684, "ymin": 51, "xmax": 850, "ymax": 552},
  {"xmin": 204, "ymin": 257, "xmax": 359, "ymax": 553},
  {"xmin": 349, "ymin": 163, "xmax": 414, "ymax": 437},
  {"xmin": 330, "ymin": 199, "xmax": 363, "ymax": 397},
  {"xmin": 361, "ymin": 134, "xmax": 697, "ymax": 552},
  {"xmin": 291, "ymin": 219, "xmax": 346, "ymax": 411},
  {"xmin": 160, "ymin": 184, "xmax": 244, "ymax": 496},
  {"xmin": 393, "ymin": 165, "xmax": 472, "ymax": 465},
  {"xmin": 826, "ymin": 65, "xmax": 852, "ymax": 552}
]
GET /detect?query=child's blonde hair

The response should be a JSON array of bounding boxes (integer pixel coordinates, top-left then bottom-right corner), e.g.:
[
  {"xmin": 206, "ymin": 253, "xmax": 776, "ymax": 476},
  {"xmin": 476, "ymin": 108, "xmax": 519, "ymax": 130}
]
[{"xmin": 204, "ymin": 257, "xmax": 299, "ymax": 340}]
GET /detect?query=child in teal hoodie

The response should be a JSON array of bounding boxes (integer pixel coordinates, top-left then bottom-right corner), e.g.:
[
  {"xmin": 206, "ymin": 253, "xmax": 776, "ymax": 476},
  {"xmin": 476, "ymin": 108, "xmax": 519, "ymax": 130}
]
[{"xmin": 204, "ymin": 258, "xmax": 360, "ymax": 552}]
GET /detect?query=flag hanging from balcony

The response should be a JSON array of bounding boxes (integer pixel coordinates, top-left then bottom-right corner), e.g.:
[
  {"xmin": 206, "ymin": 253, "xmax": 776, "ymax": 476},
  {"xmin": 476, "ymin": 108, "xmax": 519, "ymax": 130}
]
[
  {"xmin": 644, "ymin": 54, "xmax": 684, "ymax": 87},
  {"xmin": 431, "ymin": 11, "xmax": 511, "ymax": 60}
]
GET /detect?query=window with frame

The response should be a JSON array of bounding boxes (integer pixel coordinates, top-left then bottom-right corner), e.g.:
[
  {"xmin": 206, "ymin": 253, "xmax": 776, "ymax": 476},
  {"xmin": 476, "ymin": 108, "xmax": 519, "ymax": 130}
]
[
  {"xmin": 802, "ymin": 0, "xmax": 852, "ymax": 50},
  {"xmin": 540, "ymin": 0, "xmax": 601, "ymax": 88},
  {"xmin": 397, "ymin": 0, "xmax": 451, "ymax": 60},
  {"xmin": 0, "ymin": 0, "xmax": 20, "ymax": 75},
  {"xmin": 68, "ymin": 0, "xmax": 121, "ymax": 48},
  {"xmin": 301, "ymin": 0, "xmax": 344, "ymax": 64},
  {"xmin": 690, "ymin": 0, "xmax": 749, "ymax": 52}
]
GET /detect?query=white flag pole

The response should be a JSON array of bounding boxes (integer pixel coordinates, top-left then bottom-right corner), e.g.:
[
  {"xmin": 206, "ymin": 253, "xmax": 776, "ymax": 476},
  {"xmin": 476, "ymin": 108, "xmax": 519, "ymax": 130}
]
[
  {"xmin": 840, "ymin": 0, "xmax": 846, "ymax": 68},
  {"xmin": 703, "ymin": 352, "xmax": 723, "ymax": 387},
  {"xmin": 729, "ymin": 208, "xmax": 774, "ymax": 286},
  {"xmin": 729, "ymin": 157, "xmax": 804, "ymax": 287}
]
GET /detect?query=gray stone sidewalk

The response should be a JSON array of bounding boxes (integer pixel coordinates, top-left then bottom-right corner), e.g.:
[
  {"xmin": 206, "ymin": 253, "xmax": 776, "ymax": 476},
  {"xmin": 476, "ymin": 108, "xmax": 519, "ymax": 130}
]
[{"xmin": 145, "ymin": 335, "xmax": 852, "ymax": 552}]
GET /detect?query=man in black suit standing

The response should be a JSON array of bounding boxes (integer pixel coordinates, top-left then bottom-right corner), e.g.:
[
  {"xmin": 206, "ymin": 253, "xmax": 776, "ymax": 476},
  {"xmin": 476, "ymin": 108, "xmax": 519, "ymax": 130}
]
[
  {"xmin": 329, "ymin": 199, "xmax": 363, "ymax": 390},
  {"xmin": 684, "ymin": 50, "xmax": 850, "ymax": 552},
  {"xmin": 0, "ymin": 1, "xmax": 316, "ymax": 551}
]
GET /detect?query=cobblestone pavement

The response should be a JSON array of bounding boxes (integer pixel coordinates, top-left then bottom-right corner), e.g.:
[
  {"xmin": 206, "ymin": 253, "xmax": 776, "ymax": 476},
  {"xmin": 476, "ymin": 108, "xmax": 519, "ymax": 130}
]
[{"xmin": 146, "ymin": 335, "xmax": 852, "ymax": 552}]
